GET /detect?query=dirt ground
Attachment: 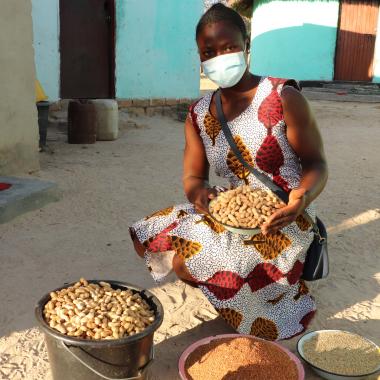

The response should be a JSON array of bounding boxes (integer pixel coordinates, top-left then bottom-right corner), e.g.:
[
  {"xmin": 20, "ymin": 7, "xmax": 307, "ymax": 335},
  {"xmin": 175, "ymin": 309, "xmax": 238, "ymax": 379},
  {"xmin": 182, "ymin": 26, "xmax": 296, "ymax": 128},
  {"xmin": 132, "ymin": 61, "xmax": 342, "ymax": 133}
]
[{"xmin": 0, "ymin": 99, "xmax": 379, "ymax": 379}]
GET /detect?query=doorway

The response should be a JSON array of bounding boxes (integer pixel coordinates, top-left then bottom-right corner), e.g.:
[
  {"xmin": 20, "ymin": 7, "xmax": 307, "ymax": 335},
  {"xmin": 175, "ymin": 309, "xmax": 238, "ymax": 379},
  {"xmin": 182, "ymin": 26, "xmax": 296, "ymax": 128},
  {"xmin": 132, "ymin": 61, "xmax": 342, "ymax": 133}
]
[
  {"xmin": 60, "ymin": 0, "xmax": 115, "ymax": 98},
  {"xmin": 334, "ymin": 0, "xmax": 379, "ymax": 81}
]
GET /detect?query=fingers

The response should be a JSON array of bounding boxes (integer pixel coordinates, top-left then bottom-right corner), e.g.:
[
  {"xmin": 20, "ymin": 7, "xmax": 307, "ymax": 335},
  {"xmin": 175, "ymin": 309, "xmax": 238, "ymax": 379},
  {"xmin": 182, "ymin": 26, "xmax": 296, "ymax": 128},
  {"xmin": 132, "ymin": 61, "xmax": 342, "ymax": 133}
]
[
  {"xmin": 261, "ymin": 207, "xmax": 297, "ymax": 235},
  {"xmin": 267, "ymin": 216, "xmax": 294, "ymax": 229},
  {"xmin": 214, "ymin": 186, "xmax": 227, "ymax": 193},
  {"xmin": 265, "ymin": 208, "xmax": 287, "ymax": 225},
  {"xmin": 193, "ymin": 187, "xmax": 224, "ymax": 213},
  {"xmin": 194, "ymin": 197, "xmax": 209, "ymax": 214},
  {"xmin": 265, "ymin": 207, "xmax": 293, "ymax": 225},
  {"xmin": 262, "ymin": 198, "xmax": 305, "ymax": 234},
  {"xmin": 195, "ymin": 204, "xmax": 208, "ymax": 214},
  {"xmin": 208, "ymin": 188, "xmax": 218, "ymax": 199},
  {"xmin": 262, "ymin": 217, "xmax": 294, "ymax": 235},
  {"xmin": 193, "ymin": 188, "xmax": 216, "ymax": 214}
]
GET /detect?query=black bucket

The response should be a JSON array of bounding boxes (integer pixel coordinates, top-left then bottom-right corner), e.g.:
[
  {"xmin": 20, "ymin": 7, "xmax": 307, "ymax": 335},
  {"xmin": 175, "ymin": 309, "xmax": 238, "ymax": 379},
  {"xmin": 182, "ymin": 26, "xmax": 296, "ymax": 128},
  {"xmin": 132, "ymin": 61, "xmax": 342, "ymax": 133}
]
[
  {"xmin": 35, "ymin": 280, "xmax": 164, "ymax": 380},
  {"xmin": 37, "ymin": 101, "xmax": 50, "ymax": 149}
]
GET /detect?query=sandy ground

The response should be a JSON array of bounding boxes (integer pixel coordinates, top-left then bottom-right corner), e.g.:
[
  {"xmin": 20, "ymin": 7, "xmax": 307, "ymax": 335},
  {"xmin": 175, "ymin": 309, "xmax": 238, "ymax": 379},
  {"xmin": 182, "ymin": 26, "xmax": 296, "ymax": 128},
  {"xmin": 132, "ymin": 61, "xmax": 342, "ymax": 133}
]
[{"xmin": 0, "ymin": 99, "xmax": 379, "ymax": 380}]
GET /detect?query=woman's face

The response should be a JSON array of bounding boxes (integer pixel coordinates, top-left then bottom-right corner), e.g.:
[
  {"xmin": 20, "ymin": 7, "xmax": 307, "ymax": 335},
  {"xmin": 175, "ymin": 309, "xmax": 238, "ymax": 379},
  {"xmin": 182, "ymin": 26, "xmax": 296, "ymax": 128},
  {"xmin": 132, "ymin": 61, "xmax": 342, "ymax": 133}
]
[{"xmin": 197, "ymin": 21, "xmax": 247, "ymax": 63}]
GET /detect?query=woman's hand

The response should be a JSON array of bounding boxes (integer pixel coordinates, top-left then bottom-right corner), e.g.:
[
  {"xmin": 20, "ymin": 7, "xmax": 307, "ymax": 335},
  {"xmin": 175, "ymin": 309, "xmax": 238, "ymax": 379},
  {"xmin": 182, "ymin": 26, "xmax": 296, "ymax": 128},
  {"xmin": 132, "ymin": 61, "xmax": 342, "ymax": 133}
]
[
  {"xmin": 261, "ymin": 188, "xmax": 307, "ymax": 235},
  {"xmin": 193, "ymin": 187, "xmax": 218, "ymax": 214}
]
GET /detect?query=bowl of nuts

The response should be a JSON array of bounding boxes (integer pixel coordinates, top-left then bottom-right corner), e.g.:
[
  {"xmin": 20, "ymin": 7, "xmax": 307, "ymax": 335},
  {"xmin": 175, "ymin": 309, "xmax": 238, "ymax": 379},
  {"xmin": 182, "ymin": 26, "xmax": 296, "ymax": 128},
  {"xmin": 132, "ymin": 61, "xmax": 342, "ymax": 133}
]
[
  {"xmin": 209, "ymin": 185, "xmax": 285, "ymax": 236},
  {"xmin": 35, "ymin": 279, "xmax": 164, "ymax": 380}
]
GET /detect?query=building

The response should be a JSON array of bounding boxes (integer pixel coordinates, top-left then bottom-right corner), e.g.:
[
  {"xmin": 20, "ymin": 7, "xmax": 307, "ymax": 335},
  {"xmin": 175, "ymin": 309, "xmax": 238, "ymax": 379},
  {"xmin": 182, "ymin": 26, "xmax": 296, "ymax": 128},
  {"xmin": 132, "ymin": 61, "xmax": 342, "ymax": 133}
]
[
  {"xmin": 31, "ymin": 0, "xmax": 203, "ymax": 102},
  {"xmin": 0, "ymin": 1, "xmax": 39, "ymax": 175},
  {"xmin": 250, "ymin": 0, "xmax": 380, "ymax": 83},
  {"xmin": 31, "ymin": 0, "xmax": 380, "ymax": 108}
]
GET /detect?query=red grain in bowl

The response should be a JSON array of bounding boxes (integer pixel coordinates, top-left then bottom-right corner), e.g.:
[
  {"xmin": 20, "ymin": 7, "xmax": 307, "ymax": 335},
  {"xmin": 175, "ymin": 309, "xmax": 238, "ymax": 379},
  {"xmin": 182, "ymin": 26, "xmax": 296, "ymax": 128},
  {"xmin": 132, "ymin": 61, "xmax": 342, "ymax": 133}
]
[{"xmin": 185, "ymin": 337, "xmax": 298, "ymax": 380}]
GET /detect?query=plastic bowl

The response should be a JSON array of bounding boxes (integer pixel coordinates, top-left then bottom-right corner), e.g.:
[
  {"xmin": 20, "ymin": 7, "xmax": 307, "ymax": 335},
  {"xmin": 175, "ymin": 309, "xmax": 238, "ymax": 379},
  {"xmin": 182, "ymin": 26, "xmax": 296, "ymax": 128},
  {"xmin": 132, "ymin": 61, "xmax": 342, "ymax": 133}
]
[
  {"xmin": 297, "ymin": 330, "xmax": 380, "ymax": 380},
  {"xmin": 178, "ymin": 333, "xmax": 305, "ymax": 380},
  {"xmin": 208, "ymin": 199, "xmax": 262, "ymax": 236}
]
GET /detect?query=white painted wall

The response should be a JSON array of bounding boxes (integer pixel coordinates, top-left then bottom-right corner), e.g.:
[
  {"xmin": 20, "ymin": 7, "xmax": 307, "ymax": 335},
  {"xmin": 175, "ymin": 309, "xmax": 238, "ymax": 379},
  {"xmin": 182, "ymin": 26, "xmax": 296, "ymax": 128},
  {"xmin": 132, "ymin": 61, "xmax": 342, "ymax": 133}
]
[{"xmin": 31, "ymin": 0, "xmax": 60, "ymax": 100}]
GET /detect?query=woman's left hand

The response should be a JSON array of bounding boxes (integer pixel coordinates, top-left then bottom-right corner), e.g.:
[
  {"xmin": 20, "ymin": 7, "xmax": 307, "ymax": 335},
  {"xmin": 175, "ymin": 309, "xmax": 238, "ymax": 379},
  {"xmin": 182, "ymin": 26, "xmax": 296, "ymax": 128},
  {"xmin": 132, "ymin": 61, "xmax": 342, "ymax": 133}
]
[{"xmin": 261, "ymin": 188, "xmax": 307, "ymax": 235}]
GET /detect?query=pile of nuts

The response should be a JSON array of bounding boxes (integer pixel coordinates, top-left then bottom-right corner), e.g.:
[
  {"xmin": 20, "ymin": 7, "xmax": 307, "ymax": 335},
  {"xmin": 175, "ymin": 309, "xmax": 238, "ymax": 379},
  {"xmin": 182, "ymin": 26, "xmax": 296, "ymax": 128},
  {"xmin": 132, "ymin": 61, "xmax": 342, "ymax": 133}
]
[
  {"xmin": 209, "ymin": 186, "xmax": 285, "ymax": 228},
  {"xmin": 43, "ymin": 278, "xmax": 155, "ymax": 340}
]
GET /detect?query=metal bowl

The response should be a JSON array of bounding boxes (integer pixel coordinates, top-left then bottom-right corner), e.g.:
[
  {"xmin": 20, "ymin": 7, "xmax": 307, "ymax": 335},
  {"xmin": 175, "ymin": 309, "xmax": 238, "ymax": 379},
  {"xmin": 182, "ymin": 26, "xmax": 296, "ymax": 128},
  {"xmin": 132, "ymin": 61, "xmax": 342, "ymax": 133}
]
[
  {"xmin": 297, "ymin": 330, "xmax": 380, "ymax": 380},
  {"xmin": 208, "ymin": 198, "xmax": 262, "ymax": 236}
]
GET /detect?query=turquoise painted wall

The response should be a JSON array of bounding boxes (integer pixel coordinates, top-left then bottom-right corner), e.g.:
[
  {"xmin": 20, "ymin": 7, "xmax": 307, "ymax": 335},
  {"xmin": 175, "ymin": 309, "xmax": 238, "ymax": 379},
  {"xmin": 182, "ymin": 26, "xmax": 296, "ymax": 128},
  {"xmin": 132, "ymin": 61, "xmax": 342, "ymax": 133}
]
[
  {"xmin": 373, "ymin": 14, "xmax": 380, "ymax": 83},
  {"xmin": 31, "ymin": 0, "xmax": 60, "ymax": 100},
  {"xmin": 115, "ymin": 0, "xmax": 203, "ymax": 99},
  {"xmin": 250, "ymin": 0, "xmax": 340, "ymax": 81}
]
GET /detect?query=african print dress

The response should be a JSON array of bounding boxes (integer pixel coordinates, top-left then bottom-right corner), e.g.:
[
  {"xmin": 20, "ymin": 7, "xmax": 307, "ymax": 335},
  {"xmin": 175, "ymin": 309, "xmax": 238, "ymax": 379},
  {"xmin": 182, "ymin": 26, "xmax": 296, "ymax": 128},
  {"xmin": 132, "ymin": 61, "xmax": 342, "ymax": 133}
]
[{"xmin": 130, "ymin": 76, "xmax": 316, "ymax": 341}]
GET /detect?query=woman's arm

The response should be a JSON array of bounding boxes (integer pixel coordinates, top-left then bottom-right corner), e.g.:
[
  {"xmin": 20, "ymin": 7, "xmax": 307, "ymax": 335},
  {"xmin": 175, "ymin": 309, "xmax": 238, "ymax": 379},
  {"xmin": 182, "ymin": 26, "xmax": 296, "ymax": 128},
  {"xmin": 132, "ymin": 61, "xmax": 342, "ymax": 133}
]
[
  {"xmin": 183, "ymin": 115, "xmax": 217, "ymax": 213},
  {"xmin": 262, "ymin": 86, "xmax": 328, "ymax": 235}
]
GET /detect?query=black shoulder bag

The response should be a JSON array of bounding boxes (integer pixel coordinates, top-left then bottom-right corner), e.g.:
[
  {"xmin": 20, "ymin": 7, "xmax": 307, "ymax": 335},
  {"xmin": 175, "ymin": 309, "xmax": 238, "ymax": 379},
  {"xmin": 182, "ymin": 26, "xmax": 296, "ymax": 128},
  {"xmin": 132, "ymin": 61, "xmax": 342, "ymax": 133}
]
[{"xmin": 215, "ymin": 90, "xmax": 329, "ymax": 281}]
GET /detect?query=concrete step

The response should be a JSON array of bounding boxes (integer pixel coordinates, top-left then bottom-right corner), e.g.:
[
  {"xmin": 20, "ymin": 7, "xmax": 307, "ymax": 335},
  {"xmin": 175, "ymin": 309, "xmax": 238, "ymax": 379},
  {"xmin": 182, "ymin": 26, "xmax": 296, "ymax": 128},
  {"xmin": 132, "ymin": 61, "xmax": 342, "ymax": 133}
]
[{"xmin": 0, "ymin": 177, "xmax": 60, "ymax": 224}]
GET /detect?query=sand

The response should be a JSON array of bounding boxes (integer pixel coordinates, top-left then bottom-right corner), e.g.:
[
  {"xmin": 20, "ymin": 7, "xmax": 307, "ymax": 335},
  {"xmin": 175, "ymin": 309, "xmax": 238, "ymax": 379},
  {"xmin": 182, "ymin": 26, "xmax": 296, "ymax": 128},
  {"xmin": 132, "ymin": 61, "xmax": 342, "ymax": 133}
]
[{"xmin": 0, "ymin": 99, "xmax": 379, "ymax": 379}]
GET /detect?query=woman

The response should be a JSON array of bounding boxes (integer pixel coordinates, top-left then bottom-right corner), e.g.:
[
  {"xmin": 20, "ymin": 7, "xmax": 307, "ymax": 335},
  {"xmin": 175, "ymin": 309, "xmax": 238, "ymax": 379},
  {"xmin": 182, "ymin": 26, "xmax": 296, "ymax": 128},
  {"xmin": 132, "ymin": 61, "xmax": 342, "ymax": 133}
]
[{"xmin": 130, "ymin": 4, "xmax": 328, "ymax": 341}]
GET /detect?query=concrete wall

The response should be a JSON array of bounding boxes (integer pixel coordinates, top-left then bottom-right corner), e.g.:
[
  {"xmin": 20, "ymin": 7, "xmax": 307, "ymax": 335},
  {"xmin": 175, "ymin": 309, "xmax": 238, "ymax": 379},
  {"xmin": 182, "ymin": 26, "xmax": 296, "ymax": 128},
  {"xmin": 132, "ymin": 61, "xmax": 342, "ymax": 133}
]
[
  {"xmin": 0, "ymin": 0, "xmax": 39, "ymax": 175},
  {"xmin": 115, "ymin": 0, "xmax": 203, "ymax": 99},
  {"xmin": 31, "ymin": 0, "xmax": 60, "ymax": 100},
  {"xmin": 250, "ymin": 0, "xmax": 340, "ymax": 81},
  {"xmin": 373, "ymin": 14, "xmax": 380, "ymax": 83}
]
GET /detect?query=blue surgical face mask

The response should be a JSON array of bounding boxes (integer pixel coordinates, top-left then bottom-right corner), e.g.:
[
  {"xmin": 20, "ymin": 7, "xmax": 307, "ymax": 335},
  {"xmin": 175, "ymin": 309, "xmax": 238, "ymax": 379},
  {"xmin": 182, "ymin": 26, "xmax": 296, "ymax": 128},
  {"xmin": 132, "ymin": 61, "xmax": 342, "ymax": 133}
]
[{"xmin": 201, "ymin": 51, "xmax": 247, "ymax": 88}]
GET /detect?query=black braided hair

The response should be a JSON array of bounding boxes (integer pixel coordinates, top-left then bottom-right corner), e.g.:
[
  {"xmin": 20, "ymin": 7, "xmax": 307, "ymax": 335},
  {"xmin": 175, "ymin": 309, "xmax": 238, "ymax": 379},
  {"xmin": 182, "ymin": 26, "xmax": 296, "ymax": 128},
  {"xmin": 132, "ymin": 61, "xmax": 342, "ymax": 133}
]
[{"xmin": 196, "ymin": 3, "xmax": 248, "ymax": 41}]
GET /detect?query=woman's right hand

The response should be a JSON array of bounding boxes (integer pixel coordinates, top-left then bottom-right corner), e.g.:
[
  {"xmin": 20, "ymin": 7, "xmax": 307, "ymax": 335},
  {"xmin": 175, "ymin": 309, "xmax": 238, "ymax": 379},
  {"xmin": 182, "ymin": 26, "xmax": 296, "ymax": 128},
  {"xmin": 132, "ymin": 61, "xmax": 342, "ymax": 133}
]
[{"xmin": 193, "ymin": 187, "xmax": 218, "ymax": 214}]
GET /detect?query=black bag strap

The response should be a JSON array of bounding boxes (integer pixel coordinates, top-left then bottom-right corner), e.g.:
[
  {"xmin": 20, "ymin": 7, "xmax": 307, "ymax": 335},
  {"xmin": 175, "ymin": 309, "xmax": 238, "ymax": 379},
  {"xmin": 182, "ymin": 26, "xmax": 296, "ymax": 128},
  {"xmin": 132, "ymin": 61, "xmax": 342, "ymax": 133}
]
[{"xmin": 214, "ymin": 89, "xmax": 321, "ymax": 236}]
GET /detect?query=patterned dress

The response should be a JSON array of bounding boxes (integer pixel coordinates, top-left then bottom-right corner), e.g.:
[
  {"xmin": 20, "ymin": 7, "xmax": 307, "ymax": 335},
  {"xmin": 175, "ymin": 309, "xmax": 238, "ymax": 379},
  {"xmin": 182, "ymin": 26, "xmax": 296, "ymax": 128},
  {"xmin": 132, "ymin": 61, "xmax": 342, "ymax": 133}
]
[{"xmin": 130, "ymin": 76, "xmax": 316, "ymax": 340}]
